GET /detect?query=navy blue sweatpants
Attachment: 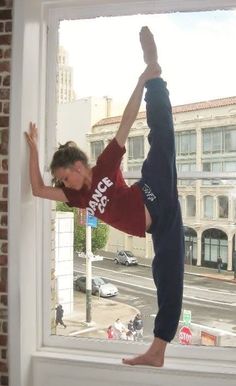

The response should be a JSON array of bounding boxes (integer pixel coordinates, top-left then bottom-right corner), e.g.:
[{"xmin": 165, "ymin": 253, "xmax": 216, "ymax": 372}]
[{"xmin": 137, "ymin": 78, "xmax": 185, "ymax": 342}]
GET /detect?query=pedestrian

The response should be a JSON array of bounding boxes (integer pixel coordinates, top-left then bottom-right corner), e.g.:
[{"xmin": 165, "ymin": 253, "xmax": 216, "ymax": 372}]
[
  {"xmin": 127, "ymin": 319, "xmax": 134, "ymax": 333},
  {"xmin": 133, "ymin": 313, "xmax": 144, "ymax": 341},
  {"xmin": 25, "ymin": 26, "xmax": 184, "ymax": 367},
  {"xmin": 106, "ymin": 325, "xmax": 114, "ymax": 340},
  {"xmin": 217, "ymin": 256, "xmax": 223, "ymax": 273},
  {"xmin": 55, "ymin": 304, "xmax": 66, "ymax": 328},
  {"xmin": 113, "ymin": 318, "xmax": 126, "ymax": 340}
]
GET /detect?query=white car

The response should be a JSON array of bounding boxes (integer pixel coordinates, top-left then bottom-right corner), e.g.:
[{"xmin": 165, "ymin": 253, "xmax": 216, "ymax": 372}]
[
  {"xmin": 115, "ymin": 250, "xmax": 138, "ymax": 266},
  {"xmin": 74, "ymin": 276, "xmax": 118, "ymax": 297}
]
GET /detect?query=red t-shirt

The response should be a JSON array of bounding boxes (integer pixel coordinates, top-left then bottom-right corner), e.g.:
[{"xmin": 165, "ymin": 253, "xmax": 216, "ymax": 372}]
[{"xmin": 62, "ymin": 138, "xmax": 146, "ymax": 237}]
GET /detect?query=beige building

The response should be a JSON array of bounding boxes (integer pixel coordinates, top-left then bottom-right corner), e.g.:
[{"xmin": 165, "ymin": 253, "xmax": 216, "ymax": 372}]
[
  {"xmin": 57, "ymin": 46, "xmax": 76, "ymax": 104},
  {"xmin": 88, "ymin": 97, "xmax": 236, "ymax": 271}
]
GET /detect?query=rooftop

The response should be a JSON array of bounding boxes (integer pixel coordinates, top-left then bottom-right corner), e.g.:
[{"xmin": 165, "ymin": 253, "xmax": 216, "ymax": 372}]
[{"xmin": 93, "ymin": 96, "xmax": 236, "ymax": 127}]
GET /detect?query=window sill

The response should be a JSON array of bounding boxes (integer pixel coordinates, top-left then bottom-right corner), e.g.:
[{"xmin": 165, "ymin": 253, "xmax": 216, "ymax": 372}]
[{"xmin": 32, "ymin": 345, "xmax": 236, "ymax": 386}]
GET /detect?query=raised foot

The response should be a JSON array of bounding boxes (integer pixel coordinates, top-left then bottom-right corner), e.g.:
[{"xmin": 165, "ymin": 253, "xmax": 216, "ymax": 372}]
[
  {"xmin": 122, "ymin": 353, "xmax": 164, "ymax": 367},
  {"xmin": 140, "ymin": 26, "xmax": 158, "ymax": 65}
]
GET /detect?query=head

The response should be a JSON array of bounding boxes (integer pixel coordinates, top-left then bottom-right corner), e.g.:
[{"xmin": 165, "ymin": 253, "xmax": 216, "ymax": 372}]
[{"xmin": 50, "ymin": 141, "xmax": 89, "ymax": 190}]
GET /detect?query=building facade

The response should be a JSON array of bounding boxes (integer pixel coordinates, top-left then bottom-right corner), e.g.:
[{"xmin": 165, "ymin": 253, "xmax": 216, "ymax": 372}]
[
  {"xmin": 57, "ymin": 46, "xmax": 76, "ymax": 104},
  {"xmin": 88, "ymin": 97, "xmax": 236, "ymax": 271}
]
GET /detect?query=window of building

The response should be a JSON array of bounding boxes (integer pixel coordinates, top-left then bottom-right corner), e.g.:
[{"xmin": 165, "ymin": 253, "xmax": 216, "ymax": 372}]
[
  {"xmin": 128, "ymin": 136, "xmax": 144, "ymax": 160},
  {"xmin": 176, "ymin": 131, "xmax": 196, "ymax": 156},
  {"xmin": 91, "ymin": 141, "xmax": 104, "ymax": 162},
  {"xmin": 203, "ymin": 195, "xmax": 214, "ymax": 219},
  {"xmin": 203, "ymin": 126, "xmax": 236, "ymax": 154},
  {"xmin": 225, "ymin": 128, "xmax": 236, "ymax": 152},
  {"xmin": 186, "ymin": 195, "xmax": 196, "ymax": 217},
  {"xmin": 218, "ymin": 195, "xmax": 228, "ymax": 218}
]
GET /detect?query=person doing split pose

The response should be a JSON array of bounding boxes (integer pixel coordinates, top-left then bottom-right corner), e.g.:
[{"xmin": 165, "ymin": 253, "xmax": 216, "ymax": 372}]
[{"xmin": 25, "ymin": 27, "xmax": 184, "ymax": 367}]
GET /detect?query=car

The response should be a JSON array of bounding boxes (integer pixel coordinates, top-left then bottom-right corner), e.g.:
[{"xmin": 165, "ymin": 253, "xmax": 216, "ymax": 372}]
[
  {"xmin": 73, "ymin": 275, "xmax": 118, "ymax": 297},
  {"xmin": 114, "ymin": 250, "xmax": 138, "ymax": 266}
]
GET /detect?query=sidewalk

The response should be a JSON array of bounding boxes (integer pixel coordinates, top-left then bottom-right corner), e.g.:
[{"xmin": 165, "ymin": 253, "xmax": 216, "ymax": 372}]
[{"xmin": 56, "ymin": 292, "xmax": 139, "ymax": 339}]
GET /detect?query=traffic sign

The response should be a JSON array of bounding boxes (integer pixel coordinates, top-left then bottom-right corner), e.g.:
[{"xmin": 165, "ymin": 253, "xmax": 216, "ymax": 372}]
[
  {"xmin": 179, "ymin": 326, "xmax": 192, "ymax": 345},
  {"xmin": 86, "ymin": 213, "xmax": 98, "ymax": 228},
  {"xmin": 183, "ymin": 309, "xmax": 192, "ymax": 326}
]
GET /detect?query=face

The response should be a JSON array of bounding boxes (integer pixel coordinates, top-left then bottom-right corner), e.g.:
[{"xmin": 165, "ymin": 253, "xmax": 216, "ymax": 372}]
[{"xmin": 54, "ymin": 164, "xmax": 84, "ymax": 190}]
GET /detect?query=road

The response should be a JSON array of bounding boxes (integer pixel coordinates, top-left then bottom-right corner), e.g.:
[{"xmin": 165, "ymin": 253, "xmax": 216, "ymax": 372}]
[{"xmin": 74, "ymin": 255, "xmax": 236, "ymax": 344}]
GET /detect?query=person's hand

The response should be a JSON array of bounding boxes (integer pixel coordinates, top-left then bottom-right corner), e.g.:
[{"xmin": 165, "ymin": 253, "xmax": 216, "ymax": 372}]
[
  {"xmin": 25, "ymin": 122, "xmax": 38, "ymax": 149},
  {"xmin": 139, "ymin": 63, "xmax": 162, "ymax": 84}
]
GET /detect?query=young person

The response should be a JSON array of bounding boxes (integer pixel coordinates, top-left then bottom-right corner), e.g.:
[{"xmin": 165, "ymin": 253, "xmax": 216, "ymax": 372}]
[{"xmin": 25, "ymin": 27, "xmax": 184, "ymax": 367}]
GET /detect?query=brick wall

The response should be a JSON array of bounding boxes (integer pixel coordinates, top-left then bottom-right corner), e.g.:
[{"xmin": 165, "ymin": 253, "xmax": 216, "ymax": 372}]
[{"xmin": 0, "ymin": 0, "xmax": 12, "ymax": 384}]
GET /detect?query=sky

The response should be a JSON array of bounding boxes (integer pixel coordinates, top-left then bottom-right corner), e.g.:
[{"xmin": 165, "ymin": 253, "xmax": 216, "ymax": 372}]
[{"xmin": 59, "ymin": 10, "xmax": 236, "ymax": 106}]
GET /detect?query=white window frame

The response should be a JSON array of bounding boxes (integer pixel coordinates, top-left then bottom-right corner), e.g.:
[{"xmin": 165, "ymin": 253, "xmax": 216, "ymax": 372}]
[{"xmin": 9, "ymin": 1, "xmax": 236, "ymax": 385}]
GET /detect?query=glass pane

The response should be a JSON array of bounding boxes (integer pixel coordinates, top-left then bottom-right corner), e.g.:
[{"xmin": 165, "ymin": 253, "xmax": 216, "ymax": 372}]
[{"xmin": 51, "ymin": 11, "xmax": 236, "ymax": 351}]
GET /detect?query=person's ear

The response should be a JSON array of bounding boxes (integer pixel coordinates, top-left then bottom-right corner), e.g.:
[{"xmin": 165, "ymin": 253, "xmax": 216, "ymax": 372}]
[{"xmin": 74, "ymin": 160, "xmax": 82, "ymax": 172}]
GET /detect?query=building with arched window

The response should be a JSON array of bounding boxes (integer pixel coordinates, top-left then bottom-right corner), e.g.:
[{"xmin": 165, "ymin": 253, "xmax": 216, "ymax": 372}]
[{"xmin": 88, "ymin": 96, "xmax": 236, "ymax": 271}]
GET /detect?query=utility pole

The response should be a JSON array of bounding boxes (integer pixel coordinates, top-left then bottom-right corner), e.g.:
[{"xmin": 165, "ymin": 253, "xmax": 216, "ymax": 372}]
[{"xmin": 85, "ymin": 216, "xmax": 92, "ymax": 323}]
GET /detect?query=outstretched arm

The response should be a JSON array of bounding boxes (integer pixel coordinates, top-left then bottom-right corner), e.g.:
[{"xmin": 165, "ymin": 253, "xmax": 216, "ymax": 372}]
[
  {"xmin": 115, "ymin": 64, "xmax": 161, "ymax": 147},
  {"xmin": 115, "ymin": 26, "xmax": 161, "ymax": 148},
  {"xmin": 25, "ymin": 122, "xmax": 67, "ymax": 202}
]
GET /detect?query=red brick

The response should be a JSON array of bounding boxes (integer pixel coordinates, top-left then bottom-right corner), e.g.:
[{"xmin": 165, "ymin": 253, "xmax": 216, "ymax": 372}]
[
  {"xmin": 0, "ymin": 215, "xmax": 7, "ymax": 226},
  {"xmin": 0, "ymin": 201, "xmax": 7, "ymax": 213},
  {"xmin": 5, "ymin": 21, "xmax": 11, "ymax": 32},
  {"xmin": 0, "ymin": 10, "xmax": 11, "ymax": 20},
  {"xmin": 3, "ymin": 102, "xmax": 9, "ymax": 114},
  {"xmin": 2, "ymin": 159, "xmax": 8, "ymax": 171},
  {"xmin": 0, "ymin": 255, "xmax": 7, "ymax": 264},
  {"xmin": 0, "ymin": 281, "xmax": 7, "ymax": 292},
  {"xmin": 0, "ymin": 34, "xmax": 11, "ymax": 45},
  {"xmin": 0, "ymin": 242, "xmax": 7, "ymax": 253},
  {"xmin": 0, "ymin": 0, "xmax": 13, "ymax": 7},
  {"xmin": 0, "ymin": 174, "xmax": 8, "ymax": 184},
  {"xmin": 0, "ymin": 361, "xmax": 8, "ymax": 372},
  {"xmin": 0, "ymin": 334, "xmax": 7, "ymax": 346},
  {"xmin": 0, "ymin": 116, "xmax": 9, "ymax": 127},
  {"xmin": 3, "ymin": 48, "xmax": 10, "ymax": 58},
  {"xmin": 0, "ymin": 88, "xmax": 10, "ymax": 99},
  {"xmin": 2, "ymin": 75, "xmax": 9, "ymax": 86},
  {"xmin": 0, "ymin": 375, "xmax": 8, "ymax": 385},
  {"xmin": 0, "ymin": 228, "xmax": 7, "ymax": 240},
  {"xmin": 2, "ymin": 187, "xmax": 7, "ymax": 198},
  {"xmin": 0, "ymin": 129, "xmax": 8, "ymax": 155},
  {"xmin": 1, "ymin": 348, "xmax": 7, "ymax": 359},
  {"xmin": 0, "ymin": 294, "xmax": 7, "ymax": 306},
  {"xmin": 0, "ymin": 61, "xmax": 10, "ymax": 72},
  {"xmin": 0, "ymin": 48, "xmax": 3, "ymax": 57}
]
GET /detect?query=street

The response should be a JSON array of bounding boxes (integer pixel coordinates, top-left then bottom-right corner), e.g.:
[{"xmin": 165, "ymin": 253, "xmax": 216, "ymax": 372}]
[{"xmin": 74, "ymin": 255, "xmax": 236, "ymax": 345}]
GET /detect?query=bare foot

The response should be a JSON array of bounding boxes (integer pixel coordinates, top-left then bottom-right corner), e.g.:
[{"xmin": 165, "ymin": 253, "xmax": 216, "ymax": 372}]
[
  {"xmin": 122, "ymin": 337, "xmax": 167, "ymax": 367},
  {"xmin": 122, "ymin": 353, "xmax": 164, "ymax": 367},
  {"xmin": 140, "ymin": 26, "xmax": 158, "ymax": 65}
]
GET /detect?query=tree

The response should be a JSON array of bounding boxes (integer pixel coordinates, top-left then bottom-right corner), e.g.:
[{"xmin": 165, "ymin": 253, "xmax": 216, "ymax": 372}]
[{"xmin": 56, "ymin": 202, "xmax": 109, "ymax": 252}]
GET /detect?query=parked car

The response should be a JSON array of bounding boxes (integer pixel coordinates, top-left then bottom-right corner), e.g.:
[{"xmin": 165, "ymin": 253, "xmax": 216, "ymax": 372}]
[
  {"xmin": 114, "ymin": 250, "xmax": 138, "ymax": 266},
  {"xmin": 73, "ymin": 275, "xmax": 118, "ymax": 297}
]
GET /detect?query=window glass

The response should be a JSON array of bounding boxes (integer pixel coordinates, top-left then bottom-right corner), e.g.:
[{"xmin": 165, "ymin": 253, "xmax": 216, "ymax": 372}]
[
  {"xmin": 218, "ymin": 196, "xmax": 228, "ymax": 218},
  {"xmin": 91, "ymin": 141, "xmax": 104, "ymax": 162},
  {"xmin": 52, "ymin": 10, "xmax": 236, "ymax": 350},
  {"xmin": 128, "ymin": 136, "xmax": 144, "ymax": 159},
  {"xmin": 203, "ymin": 196, "xmax": 214, "ymax": 219}
]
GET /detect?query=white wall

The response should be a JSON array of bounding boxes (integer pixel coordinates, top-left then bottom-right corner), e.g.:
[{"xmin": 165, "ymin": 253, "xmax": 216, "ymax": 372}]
[
  {"xmin": 57, "ymin": 96, "xmax": 125, "ymax": 153},
  {"xmin": 55, "ymin": 212, "xmax": 74, "ymax": 315}
]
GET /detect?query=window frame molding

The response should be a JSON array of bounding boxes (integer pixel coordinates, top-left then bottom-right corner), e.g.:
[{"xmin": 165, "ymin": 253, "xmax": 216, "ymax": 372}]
[
  {"xmin": 9, "ymin": 1, "xmax": 236, "ymax": 385},
  {"xmin": 44, "ymin": 0, "xmax": 236, "ymax": 358}
]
